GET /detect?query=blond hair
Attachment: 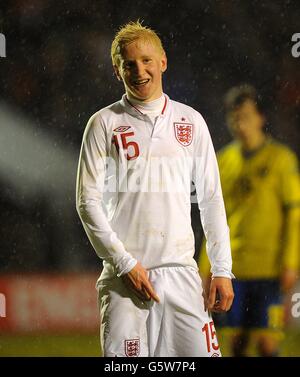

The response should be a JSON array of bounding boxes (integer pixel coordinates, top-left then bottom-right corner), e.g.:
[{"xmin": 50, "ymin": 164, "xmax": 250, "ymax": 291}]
[{"xmin": 111, "ymin": 20, "xmax": 165, "ymax": 67}]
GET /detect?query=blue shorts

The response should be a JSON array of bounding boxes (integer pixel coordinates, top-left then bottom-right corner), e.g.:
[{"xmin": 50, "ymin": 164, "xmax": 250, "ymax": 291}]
[{"xmin": 216, "ymin": 279, "xmax": 283, "ymax": 329}]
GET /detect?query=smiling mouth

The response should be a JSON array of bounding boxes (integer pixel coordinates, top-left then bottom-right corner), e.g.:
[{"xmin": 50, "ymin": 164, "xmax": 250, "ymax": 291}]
[{"xmin": 132, "ymin": 79, "xmax": 150, "ymax": 87}]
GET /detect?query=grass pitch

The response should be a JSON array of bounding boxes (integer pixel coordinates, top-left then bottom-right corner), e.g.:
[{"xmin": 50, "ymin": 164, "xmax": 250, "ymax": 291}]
[{"xmin": 1, "ymin": 330, "xmax": 300, "ymax": 356}]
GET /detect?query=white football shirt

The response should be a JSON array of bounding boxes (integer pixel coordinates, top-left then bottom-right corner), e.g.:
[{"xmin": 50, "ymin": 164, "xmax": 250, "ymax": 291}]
[{"xmin": 76, "ymin": 94, "xmax": 233, "ymax": 281}]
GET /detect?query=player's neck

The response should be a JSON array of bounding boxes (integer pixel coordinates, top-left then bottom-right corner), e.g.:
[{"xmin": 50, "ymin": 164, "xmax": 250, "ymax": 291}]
[
  {"xmin": 127, "ymin": 93, "xmax": 164, "ymax": 105},
  {"xmin": 126, "ymin": 93, "xmax": 165, "ymax": 115},
  {"xmin": 241, "ymin": 132, "xmax": 266, "ymax": 153}
]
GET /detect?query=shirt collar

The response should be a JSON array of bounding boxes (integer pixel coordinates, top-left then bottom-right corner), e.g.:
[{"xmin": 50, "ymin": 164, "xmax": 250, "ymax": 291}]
[{"xmin": 120, "ymin": 93, "xmax": 169, "ymax": 119}]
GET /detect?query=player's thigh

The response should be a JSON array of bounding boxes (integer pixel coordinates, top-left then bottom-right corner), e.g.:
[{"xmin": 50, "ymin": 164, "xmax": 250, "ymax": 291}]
[
  {"xmin": 169, "ymin": 305, "xmax": 221, "ymax": 357},
  {"xmin": 158, "ymin": 267, "xmax": 222, "ymax": 357},
  {"xmin": 97, "ymin": 277, "xmax": 150, "ymax": 357}
]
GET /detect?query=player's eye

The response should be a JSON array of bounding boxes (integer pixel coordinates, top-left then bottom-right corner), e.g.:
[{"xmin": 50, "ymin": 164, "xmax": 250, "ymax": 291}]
[
  {"xmin": 123, "ymin": 61, "xmax": 134, "ymax": 69},
  {"xmin": 143, "ymin": 58, "xmax": 152, "ymax": 64}
]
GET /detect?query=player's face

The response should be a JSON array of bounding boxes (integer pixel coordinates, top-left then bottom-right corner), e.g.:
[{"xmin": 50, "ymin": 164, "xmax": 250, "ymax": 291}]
[
  {"xmin": 114, "ymin": 39, "xmax": 167, "ymax": 102},
  {"xmin": 227, "ymin": 100, "xmax": 265, "ymax": 144}
]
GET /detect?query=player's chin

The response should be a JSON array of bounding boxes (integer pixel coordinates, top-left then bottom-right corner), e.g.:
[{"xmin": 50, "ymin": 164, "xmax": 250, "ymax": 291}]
[
  {"xmin": 131, "ymin": 85, "xmax": 152, "ymax": 99},
  {"xmin": 134, "ymin": 91, "xmax": 151, "ymax": 100}
]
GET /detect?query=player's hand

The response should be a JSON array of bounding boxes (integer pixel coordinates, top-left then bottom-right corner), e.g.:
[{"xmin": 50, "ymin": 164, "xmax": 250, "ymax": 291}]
[
  {"xmin": 122, "ymin": 262, "xmax": 160, "ymax": 303},
  {"xmin": 208, "ymin": 277, "xmax": 234, "ymax": 313},
  {"xmin": 280, "ymin": 268, "xmax": 298, "ymax": 294}
]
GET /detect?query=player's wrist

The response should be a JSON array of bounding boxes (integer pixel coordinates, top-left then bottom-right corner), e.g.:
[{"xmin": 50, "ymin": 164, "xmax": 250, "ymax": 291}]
[
  {"xmin": 211, "ymin": 272, "xmax": 235, "ymax": 279},
  {"xmin": 116, "ymin": 258, "xmax": 138, "ymax": 277}
]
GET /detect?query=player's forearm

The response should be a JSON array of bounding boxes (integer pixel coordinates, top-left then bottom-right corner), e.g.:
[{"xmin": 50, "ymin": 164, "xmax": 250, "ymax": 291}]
[{"xmin": 199, "ymin": 196, "xmax": 233, "ymax": 279}]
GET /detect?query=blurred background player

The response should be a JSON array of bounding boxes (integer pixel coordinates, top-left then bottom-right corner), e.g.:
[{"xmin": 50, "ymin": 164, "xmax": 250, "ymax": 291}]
[{"xmin": 198, "ymin": 84, "xmax": 300, "ymax": 357}]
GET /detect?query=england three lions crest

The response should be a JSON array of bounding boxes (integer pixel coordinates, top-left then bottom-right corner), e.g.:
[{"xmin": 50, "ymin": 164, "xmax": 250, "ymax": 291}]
[
  {"xmin": 124, "ymin": 338, "xmax": 140, "ymax": 357},
  {"xmin": 174, "ymin": 123, "xmax": 193, "ymax": 146}
]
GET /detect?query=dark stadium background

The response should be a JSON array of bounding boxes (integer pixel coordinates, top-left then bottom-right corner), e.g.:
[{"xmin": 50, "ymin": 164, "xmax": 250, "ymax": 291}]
[{"xmin": 0, "ymin": 0, "xmax": 299, "ymax": 356}]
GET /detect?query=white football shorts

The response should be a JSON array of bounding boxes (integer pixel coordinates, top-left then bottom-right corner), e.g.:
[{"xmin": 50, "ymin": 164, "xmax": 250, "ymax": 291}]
[{"xmin": 97, "ymin": 265, "xmax": 221, "ymax": 357}]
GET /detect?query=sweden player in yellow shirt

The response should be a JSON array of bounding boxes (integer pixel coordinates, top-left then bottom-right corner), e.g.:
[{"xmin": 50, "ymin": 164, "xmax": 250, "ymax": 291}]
[{"xmin": 199, "ymin": 84, "xmax": 300, "ymax": 356}]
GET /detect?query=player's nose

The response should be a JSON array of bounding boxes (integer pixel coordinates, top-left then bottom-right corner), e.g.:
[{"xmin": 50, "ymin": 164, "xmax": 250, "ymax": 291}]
[
  {"xmin": 233, "ymin": 120, "xmax": 246, "ymax": 133},
  {"xmin": 134, "ymin": 61, "xmax": 146, "ymax": 76}
]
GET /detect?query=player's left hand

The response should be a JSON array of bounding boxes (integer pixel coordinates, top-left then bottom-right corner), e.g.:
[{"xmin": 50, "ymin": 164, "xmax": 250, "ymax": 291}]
[{"xmin": 208, "ymin": 277, "xmax": 234, "ymax": 313}]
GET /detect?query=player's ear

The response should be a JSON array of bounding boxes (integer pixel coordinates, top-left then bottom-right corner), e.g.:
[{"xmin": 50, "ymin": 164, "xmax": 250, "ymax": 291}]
[
  {"xmin": 113, "ymin": 65, "xmax": 122, "ymax": 81},
  {"xmin": 161, "ymin": 53, "xmax": 167, "ymax": 73}
]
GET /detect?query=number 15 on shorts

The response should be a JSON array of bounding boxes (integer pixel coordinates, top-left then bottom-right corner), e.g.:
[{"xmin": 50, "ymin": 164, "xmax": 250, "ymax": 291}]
[{"xmin": 202, "ymin": 321, "xmax": 220, "ymax": 354}]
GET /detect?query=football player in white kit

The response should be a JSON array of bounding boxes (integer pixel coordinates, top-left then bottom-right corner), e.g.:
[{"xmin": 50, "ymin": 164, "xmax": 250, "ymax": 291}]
[{"xmin": 76, "ymin": 21, "xmax": 234, "ymax": 357}]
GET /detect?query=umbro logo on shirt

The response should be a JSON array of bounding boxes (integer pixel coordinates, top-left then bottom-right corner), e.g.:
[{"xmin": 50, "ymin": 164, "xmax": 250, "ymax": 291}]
[{"xmin": 113, "ymin": 126, "xmax": 132, "ymax": 133}]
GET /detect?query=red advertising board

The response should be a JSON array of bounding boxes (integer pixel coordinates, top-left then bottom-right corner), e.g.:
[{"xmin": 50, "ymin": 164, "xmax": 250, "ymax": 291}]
[{"xmin": 0, "ymin": 273, "xmax": 100, "ymax": 333}]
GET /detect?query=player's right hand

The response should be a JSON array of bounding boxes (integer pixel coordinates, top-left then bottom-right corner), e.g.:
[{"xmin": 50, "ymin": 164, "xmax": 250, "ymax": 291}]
[{"xmin": 122, "ymin": 262, "xmax": 160, "ymax": 303}]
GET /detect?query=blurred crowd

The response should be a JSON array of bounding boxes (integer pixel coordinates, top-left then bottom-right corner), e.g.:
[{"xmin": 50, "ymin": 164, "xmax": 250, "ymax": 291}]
[{"xmin": 0, "ymin": 0, "xmax": 299, "ymax": 272}]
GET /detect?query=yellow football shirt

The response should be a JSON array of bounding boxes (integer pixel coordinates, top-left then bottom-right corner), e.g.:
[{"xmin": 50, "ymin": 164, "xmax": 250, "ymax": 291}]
[{"xmin": 199, "ymin": 137, "xmax": 300, "ymax": 279}]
